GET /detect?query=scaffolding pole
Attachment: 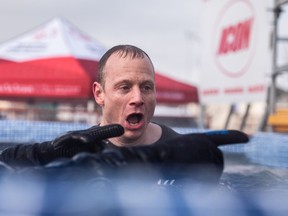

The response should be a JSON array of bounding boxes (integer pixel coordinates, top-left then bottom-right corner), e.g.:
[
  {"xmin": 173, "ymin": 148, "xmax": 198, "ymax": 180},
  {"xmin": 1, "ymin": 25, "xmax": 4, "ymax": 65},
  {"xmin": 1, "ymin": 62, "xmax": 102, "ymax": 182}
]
[{"xmin": 268, "ymin": 0, "xmax": 288, "ymax": 113}]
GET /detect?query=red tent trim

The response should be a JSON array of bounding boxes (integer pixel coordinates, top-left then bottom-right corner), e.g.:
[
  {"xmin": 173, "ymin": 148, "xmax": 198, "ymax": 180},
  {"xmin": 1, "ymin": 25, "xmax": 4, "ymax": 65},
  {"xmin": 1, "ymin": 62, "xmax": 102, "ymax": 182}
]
[
  {"xmin": 155, "ymin": 72, "xmax": 199, "ymax": 104},
  {"xmin": 0, "ymin": 57, "xmax": 199, "ymax": 104}
]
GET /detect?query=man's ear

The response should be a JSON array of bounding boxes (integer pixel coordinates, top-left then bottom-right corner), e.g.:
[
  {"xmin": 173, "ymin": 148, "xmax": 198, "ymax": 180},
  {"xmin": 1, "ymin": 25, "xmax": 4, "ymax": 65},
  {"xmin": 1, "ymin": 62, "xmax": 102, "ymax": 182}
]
[{"xmin": 92, "ymin": 82, "xmax": 104, "ymax": 107}]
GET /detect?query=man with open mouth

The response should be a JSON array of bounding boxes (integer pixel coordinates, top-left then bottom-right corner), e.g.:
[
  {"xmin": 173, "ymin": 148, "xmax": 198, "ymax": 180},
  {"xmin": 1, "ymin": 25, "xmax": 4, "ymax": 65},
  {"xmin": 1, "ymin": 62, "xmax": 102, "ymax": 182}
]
[{"xmin": 92, "ymin": 44, "xmax": 180, "ymax": 148}]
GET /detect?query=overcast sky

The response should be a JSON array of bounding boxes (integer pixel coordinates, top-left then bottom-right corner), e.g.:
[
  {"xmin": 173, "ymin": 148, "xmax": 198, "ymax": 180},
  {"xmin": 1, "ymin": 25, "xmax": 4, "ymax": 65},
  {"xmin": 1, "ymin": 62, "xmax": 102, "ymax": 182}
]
[
  {"xmin": 1, "ymin": 0, "xmax": 287, "ymax": 88},
  {"xmin": 0, "ymin": 0, "xmax": 202, "ymax": 86}
]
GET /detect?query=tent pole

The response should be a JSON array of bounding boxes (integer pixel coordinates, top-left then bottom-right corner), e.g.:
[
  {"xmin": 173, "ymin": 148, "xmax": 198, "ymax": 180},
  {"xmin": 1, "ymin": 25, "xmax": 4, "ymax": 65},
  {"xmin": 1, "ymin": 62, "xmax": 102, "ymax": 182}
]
[
  {"xmin": 258, "ymin": 86, "xmax": 270, "ymax": 131},
  {"xmin": 198, "ymin": 103, "xmax": 206, "ymax": 129},
  {"xmin": 224, "ymin": 104, "xmax": 234, "ymax": 129},
  {"xmin": 240, "ymin": 103, "xmax": 251, "ymax": 131}
]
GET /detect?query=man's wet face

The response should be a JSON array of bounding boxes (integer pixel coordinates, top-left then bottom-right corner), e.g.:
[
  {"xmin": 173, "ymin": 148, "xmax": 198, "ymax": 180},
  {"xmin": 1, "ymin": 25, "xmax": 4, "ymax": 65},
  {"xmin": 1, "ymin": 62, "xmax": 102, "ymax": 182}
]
[{"xmin": 100, "ymin": 53, "xmax": 156, "ymax": 142}]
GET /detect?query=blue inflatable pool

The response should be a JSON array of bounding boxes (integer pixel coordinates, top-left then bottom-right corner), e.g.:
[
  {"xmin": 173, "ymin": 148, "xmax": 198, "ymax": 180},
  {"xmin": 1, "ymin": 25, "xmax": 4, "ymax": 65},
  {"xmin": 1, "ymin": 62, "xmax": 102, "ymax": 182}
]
[{"xmin": 0, "ymin": 120, "xmax": 288, "ymax": 215}]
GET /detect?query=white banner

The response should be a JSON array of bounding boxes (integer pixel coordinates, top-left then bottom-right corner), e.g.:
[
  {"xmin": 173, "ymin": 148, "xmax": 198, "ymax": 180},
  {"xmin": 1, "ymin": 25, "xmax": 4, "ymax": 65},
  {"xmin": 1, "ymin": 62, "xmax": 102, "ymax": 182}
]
[{"xmin": 199, "ymin": 0, "xmax": 272, "ymax": 104}]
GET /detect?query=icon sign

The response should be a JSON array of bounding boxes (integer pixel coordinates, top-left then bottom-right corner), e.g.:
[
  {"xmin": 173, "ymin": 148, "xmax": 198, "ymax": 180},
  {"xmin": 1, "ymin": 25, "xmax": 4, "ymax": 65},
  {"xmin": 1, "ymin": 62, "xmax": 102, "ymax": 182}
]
[{"xmin": 213, "ymin": 0, "xmax": 256, "ymax": 78}]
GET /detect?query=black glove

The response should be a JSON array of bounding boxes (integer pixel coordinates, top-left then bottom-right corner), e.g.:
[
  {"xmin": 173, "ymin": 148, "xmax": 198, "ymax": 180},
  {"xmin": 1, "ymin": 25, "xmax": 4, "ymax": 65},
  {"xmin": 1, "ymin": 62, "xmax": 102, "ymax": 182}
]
[
  {"xmin": 0, "ymin": 123, "xmax": 125, "ymax": 167},
  {"xmin": 40, "ymin": 124, "xmax": 124, "ymax": 164},
  {"xmin": 39, "ymin": 133, "xmax": 225, "ymax": 185}
]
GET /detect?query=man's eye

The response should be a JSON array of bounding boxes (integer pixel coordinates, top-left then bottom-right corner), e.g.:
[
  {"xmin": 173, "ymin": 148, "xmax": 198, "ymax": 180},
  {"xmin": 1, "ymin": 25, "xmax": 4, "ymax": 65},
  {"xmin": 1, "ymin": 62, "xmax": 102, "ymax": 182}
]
[
  {"xmin": 142, "ymin": 85, "xmax": 153, "ymax": 92},
  {"xmin": 120, "ymin": 85, "xmax": 130, "ymax": 91}
]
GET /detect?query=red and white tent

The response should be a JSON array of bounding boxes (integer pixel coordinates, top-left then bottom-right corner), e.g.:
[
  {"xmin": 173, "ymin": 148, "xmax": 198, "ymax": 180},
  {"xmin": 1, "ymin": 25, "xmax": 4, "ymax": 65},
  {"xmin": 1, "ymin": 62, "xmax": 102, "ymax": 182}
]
[{"xmin": 0, "ymin": 17, "xmax": 198, "ymax": 104}]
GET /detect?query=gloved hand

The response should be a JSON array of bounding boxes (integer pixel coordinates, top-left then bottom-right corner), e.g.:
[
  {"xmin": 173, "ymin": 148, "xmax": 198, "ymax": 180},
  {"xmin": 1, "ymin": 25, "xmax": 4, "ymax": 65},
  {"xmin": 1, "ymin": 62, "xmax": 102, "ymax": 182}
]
[
  {"xmin": 40, "ymin": 124, "xmax": 124, "ymax": 164},
  {"xmin": 31, "ymin": 129, "xmax": 248, "ymax": 184},
  {"xmin": 39, "ymin": 132, "xmax": 228, "ymax": 186},
  {"xmin": 0, "ymin": 124, "xmax": 124, "ymax": 167}
]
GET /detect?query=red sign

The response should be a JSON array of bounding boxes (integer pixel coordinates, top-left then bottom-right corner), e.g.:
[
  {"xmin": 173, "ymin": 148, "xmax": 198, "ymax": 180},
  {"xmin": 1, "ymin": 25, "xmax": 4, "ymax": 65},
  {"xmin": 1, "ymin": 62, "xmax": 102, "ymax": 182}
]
[
  {"xmin": 217, "ymin": 18, "xmax": 253, "ymax": 55},
  {"xmin": 214, "ymin": 0, "xmax": 256, "ymax": 78}
]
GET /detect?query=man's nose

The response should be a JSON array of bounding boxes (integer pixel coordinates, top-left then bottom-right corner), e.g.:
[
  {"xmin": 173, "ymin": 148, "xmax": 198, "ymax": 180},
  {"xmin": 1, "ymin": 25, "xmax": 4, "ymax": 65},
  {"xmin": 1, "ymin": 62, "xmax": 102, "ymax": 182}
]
[{"xmin": 130, "ymin": 87, "xmax": 144, "ymax": 106}]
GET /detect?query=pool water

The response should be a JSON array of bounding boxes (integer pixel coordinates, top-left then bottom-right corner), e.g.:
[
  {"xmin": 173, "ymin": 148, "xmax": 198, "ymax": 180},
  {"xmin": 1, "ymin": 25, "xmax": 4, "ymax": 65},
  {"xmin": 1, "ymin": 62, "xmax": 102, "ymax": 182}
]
[{"xmin": 0, "ymin": 120, "xmax": 288, "ymax": 215}]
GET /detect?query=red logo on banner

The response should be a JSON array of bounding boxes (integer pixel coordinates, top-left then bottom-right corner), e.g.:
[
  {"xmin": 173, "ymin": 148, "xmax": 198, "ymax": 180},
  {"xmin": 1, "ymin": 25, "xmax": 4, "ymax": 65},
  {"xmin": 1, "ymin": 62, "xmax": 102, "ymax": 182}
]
[
  {"xmin": 217, "ymin": 18, "xmax": 253, "ymax": 55},
  {"xmin": 213, "ymin": 0, "xmax": 256, "ymax": 78}
]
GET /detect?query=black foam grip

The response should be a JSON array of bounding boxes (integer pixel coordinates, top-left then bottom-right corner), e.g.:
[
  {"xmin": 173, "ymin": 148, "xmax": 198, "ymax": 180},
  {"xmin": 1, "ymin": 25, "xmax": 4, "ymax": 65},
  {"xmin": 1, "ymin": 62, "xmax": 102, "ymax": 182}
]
[
  {"xmin": 87, "ymin": 124, "xmax": 124, "ymax": 141},
  {"xmin": 45, "ymin": 124, "xmax": 124, "ymax": 163},
  {"xmin": 202, "ymin": 130, "xmax": 249, "ymax": 146}
]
